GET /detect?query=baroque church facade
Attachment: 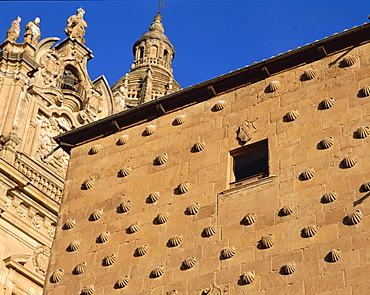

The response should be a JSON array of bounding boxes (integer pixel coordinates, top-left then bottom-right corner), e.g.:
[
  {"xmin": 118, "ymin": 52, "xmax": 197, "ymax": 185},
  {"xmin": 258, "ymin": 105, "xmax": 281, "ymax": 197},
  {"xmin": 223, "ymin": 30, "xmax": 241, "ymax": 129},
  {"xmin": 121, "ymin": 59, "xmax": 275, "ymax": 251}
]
[{"xmin": 0, "ymin": 8, "xmax": 179, "ymax": 295}]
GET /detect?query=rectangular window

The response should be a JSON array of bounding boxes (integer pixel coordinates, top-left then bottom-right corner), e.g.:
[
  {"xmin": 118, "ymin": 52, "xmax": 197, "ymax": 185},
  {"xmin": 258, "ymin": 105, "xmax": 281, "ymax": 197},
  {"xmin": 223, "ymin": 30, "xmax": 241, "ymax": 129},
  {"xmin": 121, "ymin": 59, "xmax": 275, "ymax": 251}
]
[{"xmin": 230, "ymin": 139, "xmax": 268, "ymax": 186}]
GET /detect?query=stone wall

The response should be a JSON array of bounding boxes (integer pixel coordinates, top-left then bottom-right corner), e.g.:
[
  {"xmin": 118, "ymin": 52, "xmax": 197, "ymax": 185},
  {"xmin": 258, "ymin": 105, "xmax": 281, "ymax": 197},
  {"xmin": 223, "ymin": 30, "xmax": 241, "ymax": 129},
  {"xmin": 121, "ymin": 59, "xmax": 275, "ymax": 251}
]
[{"xmin": 45, "ymin": 42, "xmax": 370, "ymax": 294}]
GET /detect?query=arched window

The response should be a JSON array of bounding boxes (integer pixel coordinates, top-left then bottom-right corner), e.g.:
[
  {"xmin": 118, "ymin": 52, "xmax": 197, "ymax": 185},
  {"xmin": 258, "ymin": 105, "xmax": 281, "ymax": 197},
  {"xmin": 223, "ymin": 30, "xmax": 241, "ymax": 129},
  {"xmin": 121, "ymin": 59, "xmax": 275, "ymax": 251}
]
[
  {"xmin": 150, "ymin": 45, "xmax": 158, "ymax": 58},
  {"xmin": 163, "ymin": 49, "xmax": 169, "ymax": 62},
  {"xmin": 139, "ymin": 46, "xmax": 144, "ymax": 59}
]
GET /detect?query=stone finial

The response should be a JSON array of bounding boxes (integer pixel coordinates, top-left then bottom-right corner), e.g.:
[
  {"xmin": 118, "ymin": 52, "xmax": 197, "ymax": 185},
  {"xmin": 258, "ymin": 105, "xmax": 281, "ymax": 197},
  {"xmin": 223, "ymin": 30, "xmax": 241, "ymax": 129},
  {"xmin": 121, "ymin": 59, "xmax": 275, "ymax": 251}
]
[
  {"xmin": 149, "ymin": 14, "xmax": 164, "ymax": 33},
  {"xmin": 65, "ymin": 8, "xmax": 87, "ymax": 44},
  {"xmin": 5, "ymin": 16, "xmax": 21, "ymax": 43},
  {"xmin": 24, "ymin": 17, "xmax": 41, "ymax": 46}
]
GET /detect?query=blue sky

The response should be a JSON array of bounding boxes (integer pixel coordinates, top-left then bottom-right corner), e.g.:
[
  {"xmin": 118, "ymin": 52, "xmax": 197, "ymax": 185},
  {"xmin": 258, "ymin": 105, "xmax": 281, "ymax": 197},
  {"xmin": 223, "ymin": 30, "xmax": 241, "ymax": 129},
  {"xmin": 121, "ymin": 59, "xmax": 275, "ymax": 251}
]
[{"xmin": 1, "ymin": 1, "xmax": 369, "ymax": 89}]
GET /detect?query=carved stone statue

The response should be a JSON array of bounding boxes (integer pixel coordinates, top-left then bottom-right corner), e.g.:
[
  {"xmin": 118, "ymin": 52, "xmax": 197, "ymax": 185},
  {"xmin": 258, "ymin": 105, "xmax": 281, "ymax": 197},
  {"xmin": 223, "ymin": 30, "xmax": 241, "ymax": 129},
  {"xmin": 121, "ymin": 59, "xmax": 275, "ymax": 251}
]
[
  {"xmin": 24, "ymin": 17, "xmax": 41, "ymax": 46},
  {"xmin": 64, "ymin": 8, "xmax": 87, "ymax": 44},
  {"xmin": 5, "ymin": 16, "xmax": 21, "ymax": 43}
]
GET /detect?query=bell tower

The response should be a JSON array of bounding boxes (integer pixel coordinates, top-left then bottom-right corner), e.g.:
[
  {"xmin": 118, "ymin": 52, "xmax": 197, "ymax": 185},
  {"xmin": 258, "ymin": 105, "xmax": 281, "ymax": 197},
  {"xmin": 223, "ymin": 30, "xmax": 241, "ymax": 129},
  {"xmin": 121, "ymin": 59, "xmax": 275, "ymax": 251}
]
[{"xmin": 112, "ymin": 13, "xmax": 181, "ymax": 111}]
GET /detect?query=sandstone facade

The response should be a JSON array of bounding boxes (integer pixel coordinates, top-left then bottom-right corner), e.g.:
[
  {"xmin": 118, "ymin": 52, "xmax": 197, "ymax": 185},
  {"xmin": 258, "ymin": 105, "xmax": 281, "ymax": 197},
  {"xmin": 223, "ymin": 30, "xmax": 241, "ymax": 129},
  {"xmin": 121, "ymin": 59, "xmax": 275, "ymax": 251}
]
[{"xmin": 44, "ymin": 22, "xmax": 370, "ymax": 294}]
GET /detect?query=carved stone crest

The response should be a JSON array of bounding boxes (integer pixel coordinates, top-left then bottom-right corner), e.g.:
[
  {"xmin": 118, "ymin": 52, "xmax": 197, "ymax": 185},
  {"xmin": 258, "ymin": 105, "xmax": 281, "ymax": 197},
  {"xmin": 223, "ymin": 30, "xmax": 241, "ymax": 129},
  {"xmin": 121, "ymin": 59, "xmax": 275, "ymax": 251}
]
[
  {"xmin": 32, "ymin": 245, "xmax": 50, "ymax": 276},
  {"xmin": 237, "ymin": 119, "xmax": 257, "ymax": 144}
]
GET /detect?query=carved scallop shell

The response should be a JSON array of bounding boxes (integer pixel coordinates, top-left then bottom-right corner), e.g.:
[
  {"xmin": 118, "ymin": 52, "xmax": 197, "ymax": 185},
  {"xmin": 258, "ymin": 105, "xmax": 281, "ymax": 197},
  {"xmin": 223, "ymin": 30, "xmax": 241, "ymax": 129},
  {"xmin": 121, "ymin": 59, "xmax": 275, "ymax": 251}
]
[
  {"xmin": 203, "ymin": 225, "xmax": 217, "ymax": 237},
  {"xmin": 241, "ymin": 271, "xmax": 256, "ymax": 284},
  {"xmin": 329, "ymin": 249, "xmax": 341, "ymax": 262},
  {"xmin": 149, "ymin": 192, "xmax": 160, "ymax": 203},
  {"xmin": 156, "ymin": 153, "xmax": 168, "ymax": 165},
  {"xmin": 169, "ymin": 234, "xmax": 183, "ymax": 247},
  {"xmin": 81, "ymin": 285, "xmax": 94, "ymax": 295},
  {"xmin": 178, "ymin": 182, "xmax": 190, "ymax": 194},
  {"xmin": 151, "ymin": 266, "xmax": 165, "ymax": 277},
  {"xmin": 347, "ymin": 209, "xmax": 363, "ymax": 225},
  {"xmin": 321, "ymin": 97, "xmax": 335, "ymax": 109},
  {"xmin": 69, "ymin": 240, "xmax": 81, "ymax": 251},
  {"xmin": 244, "ymin": 213, "xmax": 257, "ymax": 225},
  {"xmin": 157, "ymin": 212, "xmax": 170, "ymax": 224},
  {"xmin": 187, "ymin": 203, "xmax": 200, "ymax": 215},
  {"xmin": 117, "ymin": 134, "xmax": 129, "ymax": 145},
  {"xmin": 322, "ymin": 191, "xmax": 337, "ymax": 203},
  {"xmin": 128, "ymin": 222, "xmax": 140, "ymax": 233},
  {"xmin": 194, "ymin": 140, "xmax": 206, "ymax": 152},
  {"xmin": 361, "ymin": 85, "xmax": 370, "ymax": 96},
  {"xmin": 282, "ymin": 262, "xmax": 296, "ymax": 275},
  {"xmin": 90, "ymin": 144, "xmax": 101, "ymax": 154},
  {"xmin": 304, "ymin": 68, "xmax": 317, "ymax": 80},
  {"xmin": 116, "ymin": 276, "xmax": 129, "ymax": 288},
  {"xmin": 74, "ymin": 262, "xmax": 87, "ymax": 274},
  {"xmin": 90, "ymin": 208, "xmax": 103, "ymax": 221},
  {"xmin": 268, "ymin": 80, "xmax": 280, "ymax": 92},
  {"xmin": 120, "ymin": 200, "xmax": 132, "ymax": 212},
  {"xmin": 103, "ymin": 254, "xmax": 117, "ymax": 266},
  {"xmin": 83, "ymin": 179, "xmax": 94, "ymax": 190},
  {"xmin": 343, "ymin": 55, "xmax": 356, "ymax": 66},
  {"xmin": 356, "ymin": 126, "xmax": 370, "ymax": 138},
  {"xmin": 281, "ymin": 205, "xmax": 293, "ymax": 216},
  {"xmin": 64, "ymin": 218, "xmax": 76, "ymax": 229},
  {"xmin": 119, "ymin": 166, "xmax": 132, "ymax": 177},
  {"xmin": 98, "ymin": 231, "xmax": 110, "ymax": 243},
  {"xmin": 136, "ymin": 244, "xmax": 149, "ymax": 256},
  {"xmin": 183, "ymin": 257, "xmax": 197, "ymax": 269},
  {"xmin": 261, "ymin": 234, "xmax": 276, "ymax": 248},
  {"xmin": 302, "ymin": 225, "xmax": 317, "ymax": 237},
  {"xmin": 167, "ymin": 290, "xmax": 178, "ymax": 295},
  {"xmin": 342, "ymin": 155, "xmax": 358, "ymax": 168},
  {"xmin": 221, "ymin": 246, "xmax": 236, "ymax": 259},
  {"xmin": 145, "ymin": 125, "xmax": 156, "ymax": 135},
  {"xmin": 361, "ymin": 181, "xmax": 370, "ymax": 192},
  {"xmin": 50, "ymin": 269, "xmax": 64, "ymax": 283},
  {"xmin": 320, "ymin": 137, "xmax": 334, "ymax": 149},
  {"xmin": 301, "ymin": 168, "xmax": 315, "ymax": 180},
  {"xmin": 174, "ymin": 114, "xmax": 187, "ymax": 125},
  {"xmin": 286, "ymin": 110, "xmax": 299, "ymax": 121},
  {"xmin": 214, "ymin": 100, "xmax": 226, "ymax": 111}
]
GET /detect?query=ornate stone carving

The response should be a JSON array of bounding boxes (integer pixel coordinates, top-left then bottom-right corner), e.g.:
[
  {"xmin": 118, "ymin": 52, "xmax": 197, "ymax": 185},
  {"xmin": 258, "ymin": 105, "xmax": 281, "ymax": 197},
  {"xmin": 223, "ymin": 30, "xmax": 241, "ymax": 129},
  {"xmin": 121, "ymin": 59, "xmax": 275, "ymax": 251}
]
[
  {"xmin": 241, "ymin": 271, "xmax": 256, "ymax": 284},
  {"xmin": 24, "ymin": 17, "xmax": 41, "ymax": 46},
  {"xmin": 149, "ymin": 192, "xmax": 160, "ymax": 203},
  {"xmin": 115, "ymin": 276, "xmax": 129, "ymax": 288},
  {"xmin": 237, "ymin": 119, "xmax": 257, "ymax": 143},
  {"xmin": 145, "ymin": 125, "xmax": 156, "ymax": 135},
  {"xmin": 214, "ymin": 100, "xmax": 226, "ymax": 111},
  {"xmin": 83, "ymin": 179, "xmax": 94, "ymax": 189},
  {"xmin": 65, "ymin": 8, "xmax": 88, "ymax": 44},
  {"xmin": 119, "ymin": 166, "xmax": 132, "ymax": 177},
  {"xmin": 120, "ymin": 200, "xmax": 131, "ymax": 212},
  {"xmin": 361, "ymin": 181, "xmax": 370, "ymax": 192},
  {"xmin": 178, "ymin": 182, "xmax": 190, "ymax": 194},
  {"xmin": 81, "ymin": 285, "xmax": 94, "ymax": 295},
  {"xmin": 157, "ymin": 212, "xmax": 170, "ymax": 224},
  {"xmin": 282, "ymin": 262, "xmax": 296, "ymax": 274},
  {"xmin": 320, "ymin": 137, "xmax": 334, "ymax": 149},
  {"xmin": 194, "ymin": 140, "xmax": 206, "ymax": 152},
  {"xmin": 281, "ymin": 205, "xmax": 294, "ymax": 215},
  {"xmin": 322, "ymin": 191, "xmax": 337, "ymax": 203},
  {"xmin": 187, "ymin": 203, "xmax": 200, "ymax": 215},
  {"xmin": 156, "ymin": 153, "xmax": 168, "ymax": 165},
  {"xmin": 5, "ymin": 16, "xmax": 21, "ymax": 43},
  {"xmin": 342, "ymin": 155, "xmax": 358, "ymax": 168},
  {"xmin": 32, "ymin": 245, "xmax": 50, "ymax": 276},
  {"xmin": 136, "ymin": 245, "xmax": 149, "ymax": 256},
  {"xmin": 221, "ymin": 246, "xmax": 236, "ymax": 259},
  {"xmin": 74, "ymin": 262, "xmax": 87, "ymax": 274},
  {"xmin": 343, "ymin": 55, "xmax": 356, "ymax": 66},
  {"xmin": 286, "ymin": 110, "xmax": 299, "ymax": 121},
  {"xmin": 90, "ymin": 144, "xmax": 101, "ymax": 154},
  {"xmin": 68, "ymin": 240, "xmax": 81, "ymax": 251},
  {"xmin": 103, "ymin": 254, "xmax": 117, "ymax": 266},
  {"xmin": 347, "ymin": 209, "xmax": 363, "ymax": 225},
  {"xmin": 329, "ymin": 249, "xmax": 341, "ymax": 262},
  {"xmin": 169, "ymin": 235, "xmax": 183, "ymax": 247},
  {"xmin": 260, "ymin": 234, "xmax": 276, "ymax": 248},
  {"xmin": 117, "ymin": 135, "xmax": 129, "ymax": 145},
  {"xmin": 321, "ymin": 97, "xmax": 335, "ymax": 109},
  {"xmin": 244, "ymin": 213, "xmax": 257, "ymax": 225},
  {"xmin": 304, "ymin": 68, "xmax": 317, "ymax": 80},
  {"xmin": 98, "ymin": 231, "xmax": 110, "ymax": 243},
  {"xmin": 301, "ymin": 168, "xmax": 315, "ymax": 180},
  {"xmin": 90, "ymin": 208, "xmax": 103, "ymax": 221},
  {"xmin": 203, "ymin": 225, "xmax": 217, "ymax": 237},
  {"xmin": 183, "ymin": 257, "xmax": 196, "ymax": 269},
  {"xmin": 302, "ymin": 225, "xmax": 317, "ymax": 237},
  {"xmin": 128, "ymin": 222, "xmax": 140, "ymax": 233},
  {"xmin": 151, "ymin": 266, "xmax": 165, "ymax": 278},
  {"xmin": 356, "ymin": 126, "xmax": 370, "ymax": 138},
  {"xmin": 50, "ymin": 269, "xmax": 64, "ymax": 283},
  {"xmin": 174, "ymin": 115, "xmax": 186, "ymax": 125},
  {"xmin": 268, "ymin": 81, "xmax": 280, "ymax": 92},
  {"xmin": 203, "ymin": 284, "xmax": 222, "ymax": 295},
  {"xmin": 361, "ymin": 85, "xmax": 370, "ymax": 96}
]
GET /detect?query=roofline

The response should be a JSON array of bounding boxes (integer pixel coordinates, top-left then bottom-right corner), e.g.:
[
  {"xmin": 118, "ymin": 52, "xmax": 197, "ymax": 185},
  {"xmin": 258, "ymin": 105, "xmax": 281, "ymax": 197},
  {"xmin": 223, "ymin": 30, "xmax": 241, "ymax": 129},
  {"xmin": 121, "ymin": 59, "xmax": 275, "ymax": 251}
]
[{"xmin": 54, "ymin": 22, "xmax": 370, "ymax": 153}]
